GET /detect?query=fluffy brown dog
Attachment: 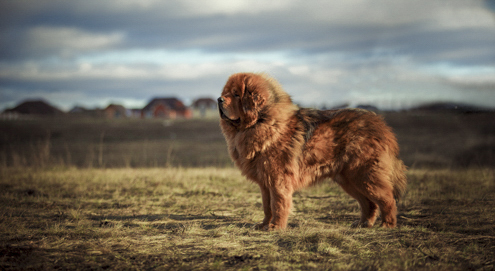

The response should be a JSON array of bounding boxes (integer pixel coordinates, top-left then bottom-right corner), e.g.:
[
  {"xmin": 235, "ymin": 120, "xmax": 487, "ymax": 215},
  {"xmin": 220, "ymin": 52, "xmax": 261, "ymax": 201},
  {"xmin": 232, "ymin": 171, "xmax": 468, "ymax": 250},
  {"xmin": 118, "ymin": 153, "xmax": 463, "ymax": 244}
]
[{"xmin": 218, "ymin": 73, "xmax": 407, "ymax": 230}]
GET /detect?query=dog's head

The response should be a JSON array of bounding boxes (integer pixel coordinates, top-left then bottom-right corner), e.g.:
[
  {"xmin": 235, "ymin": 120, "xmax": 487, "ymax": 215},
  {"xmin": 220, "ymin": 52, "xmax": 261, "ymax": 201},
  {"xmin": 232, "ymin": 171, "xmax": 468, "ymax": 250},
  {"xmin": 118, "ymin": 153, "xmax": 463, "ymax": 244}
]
[{"xmin": 218, "ymin": 73, "xmax": 271, "ymax": 129}]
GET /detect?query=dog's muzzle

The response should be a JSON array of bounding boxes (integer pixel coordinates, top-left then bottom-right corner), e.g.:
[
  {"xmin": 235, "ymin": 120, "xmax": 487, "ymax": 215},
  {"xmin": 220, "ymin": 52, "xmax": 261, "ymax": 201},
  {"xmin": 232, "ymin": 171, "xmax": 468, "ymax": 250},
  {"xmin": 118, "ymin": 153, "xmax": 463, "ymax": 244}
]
[{"xmin": 218, "ymin": 97, "xmax": 240, "ymax": 125}]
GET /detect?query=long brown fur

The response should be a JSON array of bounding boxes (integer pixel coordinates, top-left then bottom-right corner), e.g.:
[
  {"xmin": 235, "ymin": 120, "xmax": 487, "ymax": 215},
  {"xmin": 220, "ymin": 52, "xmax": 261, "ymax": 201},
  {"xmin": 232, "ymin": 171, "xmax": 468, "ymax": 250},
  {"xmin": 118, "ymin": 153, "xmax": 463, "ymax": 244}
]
[{"xmin": 218, "ymin": 72, "xmax": 407, "ymax": 230}]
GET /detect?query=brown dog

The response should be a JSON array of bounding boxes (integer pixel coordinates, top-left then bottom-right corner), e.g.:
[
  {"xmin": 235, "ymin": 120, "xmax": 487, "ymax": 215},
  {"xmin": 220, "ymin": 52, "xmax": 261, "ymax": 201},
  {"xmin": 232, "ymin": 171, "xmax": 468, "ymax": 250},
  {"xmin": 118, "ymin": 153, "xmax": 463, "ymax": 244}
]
[{"xmin": 218, "ymin": 73, "xmax": 407, "ymax": 230}]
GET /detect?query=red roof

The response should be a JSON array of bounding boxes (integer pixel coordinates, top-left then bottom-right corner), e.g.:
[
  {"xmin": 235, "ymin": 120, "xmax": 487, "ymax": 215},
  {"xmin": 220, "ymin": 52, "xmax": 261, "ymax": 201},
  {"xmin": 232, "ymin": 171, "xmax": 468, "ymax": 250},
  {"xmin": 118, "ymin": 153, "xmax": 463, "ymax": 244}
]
[{"xmin": 143, "ymin": 98, "xmax": 187, "ymax": 112}]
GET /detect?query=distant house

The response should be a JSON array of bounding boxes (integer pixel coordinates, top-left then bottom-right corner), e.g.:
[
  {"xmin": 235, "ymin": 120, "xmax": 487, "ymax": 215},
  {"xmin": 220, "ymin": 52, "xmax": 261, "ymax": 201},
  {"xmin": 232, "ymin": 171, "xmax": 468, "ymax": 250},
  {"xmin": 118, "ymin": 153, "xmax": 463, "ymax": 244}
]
[
  {"xmin": 129, "ymin": 108, "xmax": 142, "ymax": 118},
  {"xmin": 104, "ymin": 104, "xmax": 128, "ymax": 119},
  {"xmin": 192, "ymin": 97, "xmax": 217, "ymax": 118},
  {"xmin": 141, "ymin": 98, "xmax": 192, "ymax": 119},
  {"xmin": 68, "ymin": 106, "xmax": 104, "ymax": 118},
  {"xmin": 3, "ymin": 100, "xmax": 64, "ymax": 116}
]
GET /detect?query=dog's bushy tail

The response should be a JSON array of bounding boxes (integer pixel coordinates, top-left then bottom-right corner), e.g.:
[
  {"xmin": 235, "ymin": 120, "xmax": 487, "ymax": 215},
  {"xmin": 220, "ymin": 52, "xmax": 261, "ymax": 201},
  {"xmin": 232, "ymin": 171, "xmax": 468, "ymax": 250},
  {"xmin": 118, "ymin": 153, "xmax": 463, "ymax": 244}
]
[{"xmin": 391, "ymin": 157, "xmax": 407, "ymax": 201}]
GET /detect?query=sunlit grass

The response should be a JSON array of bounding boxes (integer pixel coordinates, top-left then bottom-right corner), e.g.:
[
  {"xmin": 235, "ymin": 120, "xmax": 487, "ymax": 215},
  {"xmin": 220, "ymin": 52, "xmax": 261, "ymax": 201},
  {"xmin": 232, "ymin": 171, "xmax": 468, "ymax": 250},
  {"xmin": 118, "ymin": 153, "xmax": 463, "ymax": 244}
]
[{"xmin": 1, "ymin": 167, "xmax": 494, "ymax": 270}]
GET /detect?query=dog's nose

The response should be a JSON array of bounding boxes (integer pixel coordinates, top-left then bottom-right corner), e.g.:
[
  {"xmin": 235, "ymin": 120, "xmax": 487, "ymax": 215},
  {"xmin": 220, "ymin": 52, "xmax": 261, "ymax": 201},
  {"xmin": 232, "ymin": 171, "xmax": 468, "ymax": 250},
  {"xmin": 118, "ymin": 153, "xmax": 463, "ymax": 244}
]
[{"xmin": 217, "ymin": 97, "xmax": 225, "ymax": 103}]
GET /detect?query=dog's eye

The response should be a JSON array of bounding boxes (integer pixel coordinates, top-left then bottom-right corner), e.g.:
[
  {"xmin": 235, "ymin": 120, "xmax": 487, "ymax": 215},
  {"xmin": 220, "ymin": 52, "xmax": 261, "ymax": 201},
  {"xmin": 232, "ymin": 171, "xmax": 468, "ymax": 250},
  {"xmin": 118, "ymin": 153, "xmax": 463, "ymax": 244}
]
[{"xmin": 233, "ymin": 93, "xmax": 240, "ymax": 98}]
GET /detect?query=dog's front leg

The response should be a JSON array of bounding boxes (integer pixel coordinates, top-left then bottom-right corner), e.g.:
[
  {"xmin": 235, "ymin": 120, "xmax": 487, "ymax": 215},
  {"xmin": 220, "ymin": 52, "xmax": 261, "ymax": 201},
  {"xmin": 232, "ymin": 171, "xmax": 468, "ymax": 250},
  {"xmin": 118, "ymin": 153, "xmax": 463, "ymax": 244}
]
[
  {"xmin": 268, "ymin": 184, "xmax": 293, "ymax": 230},
  {"xmin": 255, "ymin": 184, "xmax": 272, "ymax": 230}
]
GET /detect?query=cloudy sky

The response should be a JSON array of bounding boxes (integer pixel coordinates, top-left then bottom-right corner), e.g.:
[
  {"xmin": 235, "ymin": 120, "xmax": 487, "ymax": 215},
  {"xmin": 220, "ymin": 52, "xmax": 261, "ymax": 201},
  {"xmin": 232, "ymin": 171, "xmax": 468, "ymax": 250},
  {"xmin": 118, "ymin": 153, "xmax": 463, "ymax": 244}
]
[{"xmin": 1, "ymin": 0, "xmax": 495, "ymax": 111}]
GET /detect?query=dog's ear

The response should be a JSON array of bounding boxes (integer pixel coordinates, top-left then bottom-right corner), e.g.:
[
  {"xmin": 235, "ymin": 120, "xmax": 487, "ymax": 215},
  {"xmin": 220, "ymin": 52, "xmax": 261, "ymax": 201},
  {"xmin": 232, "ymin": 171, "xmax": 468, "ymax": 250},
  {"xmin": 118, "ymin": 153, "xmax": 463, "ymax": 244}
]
[{"xmin": 241, "ymin": 83, "xmax": 265, "ymax": 128}]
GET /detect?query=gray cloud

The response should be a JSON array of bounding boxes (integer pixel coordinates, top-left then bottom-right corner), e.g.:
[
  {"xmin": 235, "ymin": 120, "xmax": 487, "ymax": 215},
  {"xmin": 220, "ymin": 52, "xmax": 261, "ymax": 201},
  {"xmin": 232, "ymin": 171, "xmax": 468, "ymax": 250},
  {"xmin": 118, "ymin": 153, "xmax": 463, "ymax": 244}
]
[{"xmin": 1, "ymin": 0, "xmax": 494, "ymax": 110}]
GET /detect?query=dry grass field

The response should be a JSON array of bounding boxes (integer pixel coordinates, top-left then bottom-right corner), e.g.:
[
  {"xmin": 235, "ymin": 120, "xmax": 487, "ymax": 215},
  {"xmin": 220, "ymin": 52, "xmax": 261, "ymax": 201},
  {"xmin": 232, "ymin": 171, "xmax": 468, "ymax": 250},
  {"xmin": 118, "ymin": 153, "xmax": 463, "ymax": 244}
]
[
  {"xmin": 1, "ymin": 111, "xmax": 494, "ymax": 270},
  {"xmin": 0, "ymin": 118, "xmax": 232, "ymax": 168},
  {"xmin": 1, "ymin": 167, "xmax": 494, "ymax": 270},
  {"xmin": 1, "ymin": 112, "xmax": 494, "ymax": 169}
]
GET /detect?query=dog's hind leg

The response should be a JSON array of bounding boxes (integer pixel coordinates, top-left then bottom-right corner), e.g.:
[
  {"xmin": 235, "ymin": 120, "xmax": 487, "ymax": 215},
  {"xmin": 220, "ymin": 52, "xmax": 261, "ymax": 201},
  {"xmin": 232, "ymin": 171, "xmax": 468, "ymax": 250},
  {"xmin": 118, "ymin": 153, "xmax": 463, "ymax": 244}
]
[
  {"xmin": 349, "ymin": 172, "xmax": 398, "ymax": 228},
  {"xmin": 337, "ymin": 176, "xmax": 379, "ymax": 228}
]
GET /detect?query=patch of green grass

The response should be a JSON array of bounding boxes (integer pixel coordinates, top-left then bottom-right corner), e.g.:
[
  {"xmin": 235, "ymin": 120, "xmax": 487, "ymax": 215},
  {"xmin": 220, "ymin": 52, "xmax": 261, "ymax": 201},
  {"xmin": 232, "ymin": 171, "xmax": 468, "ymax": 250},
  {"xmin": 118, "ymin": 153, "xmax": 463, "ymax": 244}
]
[{"xmin": 1, "ymin": 167, "xmax": 494, "ymax": 270}]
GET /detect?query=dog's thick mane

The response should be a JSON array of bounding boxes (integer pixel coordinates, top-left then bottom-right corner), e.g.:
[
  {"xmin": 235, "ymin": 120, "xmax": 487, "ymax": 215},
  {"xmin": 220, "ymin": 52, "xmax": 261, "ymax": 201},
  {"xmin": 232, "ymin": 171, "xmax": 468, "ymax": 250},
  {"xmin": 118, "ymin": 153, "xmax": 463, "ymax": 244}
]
[
  {"xmin": 248, "ymin": 73, "xmax": 297, "ymax": 128},
  {"xmin": 257, "ymin": 73, "xmax": 292, "ymax": 105}
]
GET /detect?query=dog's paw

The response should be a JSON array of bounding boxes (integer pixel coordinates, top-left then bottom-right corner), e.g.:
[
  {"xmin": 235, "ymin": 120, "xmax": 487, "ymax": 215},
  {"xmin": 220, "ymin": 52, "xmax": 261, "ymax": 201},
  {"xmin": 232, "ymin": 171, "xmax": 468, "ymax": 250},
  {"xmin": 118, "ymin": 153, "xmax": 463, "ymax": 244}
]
[
  {"xmin": 254, "ymin": 223, "xmax": 285, "ymax": 231},
  {"xmin": 351, "ymin": 220, "xmax": 374, "ymax": 228},
  {"xmin": 267, "ymin": 223, "xmax": 285, "ymax": 231},
  {"xmin": 254, "ymin": 223, "xmax": 269, "ymax": 231},
  {"xmin": 379, "ymin": 221, "xmax": 396, "ymax": 228}
]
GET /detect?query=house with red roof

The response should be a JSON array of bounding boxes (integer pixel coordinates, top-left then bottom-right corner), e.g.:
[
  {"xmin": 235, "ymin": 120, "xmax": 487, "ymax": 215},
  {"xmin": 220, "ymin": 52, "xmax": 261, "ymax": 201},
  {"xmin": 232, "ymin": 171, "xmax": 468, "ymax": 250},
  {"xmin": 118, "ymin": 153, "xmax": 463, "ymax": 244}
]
[{"xmin": 141, "ymin": 98, "xmax": 191, "ymax": 119}]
